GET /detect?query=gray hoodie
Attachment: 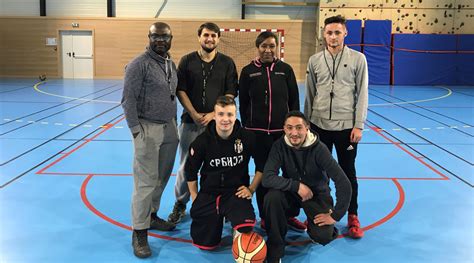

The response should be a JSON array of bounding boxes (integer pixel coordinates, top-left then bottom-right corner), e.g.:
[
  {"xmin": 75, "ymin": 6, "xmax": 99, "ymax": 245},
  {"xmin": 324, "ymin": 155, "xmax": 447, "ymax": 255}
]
[{"xmin": 121, "ymin": 47, "xmax": 178, "ymax": 134}]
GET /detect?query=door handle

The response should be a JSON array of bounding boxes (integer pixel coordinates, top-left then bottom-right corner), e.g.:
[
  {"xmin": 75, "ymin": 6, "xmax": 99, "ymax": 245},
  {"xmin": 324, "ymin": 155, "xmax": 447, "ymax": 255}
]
[
  {"xmin": 67, "ymin": 52, "xmax": 71, "ymax": 57},
  {"xmin": 72, "ymin": 52, "xmax": 75, "ymax": 57}
]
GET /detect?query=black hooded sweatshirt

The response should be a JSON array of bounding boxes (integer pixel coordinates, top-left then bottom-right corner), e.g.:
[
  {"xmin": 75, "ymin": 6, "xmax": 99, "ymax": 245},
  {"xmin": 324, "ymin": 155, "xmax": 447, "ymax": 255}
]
[
  {"xmin": 262, "ymin": 130, "xmax": 351, "ymax": 221},
  {"xmin": 185, "ymin": 120, "xmax": 256, "ymax": 194}
]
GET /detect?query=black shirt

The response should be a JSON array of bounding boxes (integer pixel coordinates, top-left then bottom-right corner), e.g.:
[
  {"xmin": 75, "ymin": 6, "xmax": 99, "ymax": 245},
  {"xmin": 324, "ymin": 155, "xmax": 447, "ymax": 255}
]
[{"xmin": 177, "ymin": 51, "xmax": 238, "ymax": 123}]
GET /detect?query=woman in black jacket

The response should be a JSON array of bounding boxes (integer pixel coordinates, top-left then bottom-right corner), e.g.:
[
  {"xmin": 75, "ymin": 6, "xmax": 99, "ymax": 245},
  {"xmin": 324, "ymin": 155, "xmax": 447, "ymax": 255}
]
[{"xmin": 238, "ymin": 31, "xmax": 302, "ymax": 230}]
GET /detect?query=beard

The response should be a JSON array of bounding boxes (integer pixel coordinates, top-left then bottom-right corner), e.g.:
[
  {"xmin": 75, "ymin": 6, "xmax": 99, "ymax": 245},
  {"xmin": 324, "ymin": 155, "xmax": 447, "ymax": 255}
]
[
  {"xmin": 150, "ymin": 42, "xmax": 170, "ymax": 56},
  {"xmin": 201, "ymin": 43, "xmax": 216, "ymax": 53}
]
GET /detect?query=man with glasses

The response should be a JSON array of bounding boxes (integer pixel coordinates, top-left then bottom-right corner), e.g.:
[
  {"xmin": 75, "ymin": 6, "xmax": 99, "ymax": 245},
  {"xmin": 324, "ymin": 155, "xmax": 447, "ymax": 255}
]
[
  {"xmin": 262, "ymin": 111, "xmax": 351, "ymax": 263},
  {"xmin": 168, "ymin": 22, "xmax": 238, "ymax": 225},
  {"xmin": 122, "ymin": 22, "xmax": 179, "ymax": 258},
  {"xmin": 304, "ymin": 15, "xmax": 368, "ymax": 238}
]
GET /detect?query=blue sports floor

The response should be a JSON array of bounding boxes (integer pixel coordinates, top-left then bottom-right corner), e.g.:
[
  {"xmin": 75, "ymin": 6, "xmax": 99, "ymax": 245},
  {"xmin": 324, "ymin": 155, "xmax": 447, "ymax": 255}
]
[{"xmin": 1, "ymin": 79, "xmax": 473, "ymax": 262}]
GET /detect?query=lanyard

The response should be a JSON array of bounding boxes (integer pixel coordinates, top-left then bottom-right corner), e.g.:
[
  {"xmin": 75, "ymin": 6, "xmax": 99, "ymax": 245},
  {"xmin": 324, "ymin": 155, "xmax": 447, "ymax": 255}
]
[
  {"xmin": 323, "ymin": 46, "xmax": 344, "ymax": 98},
  {"xmin": 199, "ymin": 51, "xmax": 217, "ymax": 107},
  {"xmin": 158, "ymin": 58, "xmax": 175, "ymax": 101}
]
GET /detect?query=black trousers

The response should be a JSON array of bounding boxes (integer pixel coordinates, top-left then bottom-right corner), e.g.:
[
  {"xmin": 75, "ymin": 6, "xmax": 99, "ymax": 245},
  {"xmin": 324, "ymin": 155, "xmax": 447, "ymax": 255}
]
[
  {"xmin": 190, "ymin": 191, "xmax": 255, "ymax": 249},
  {"xmin": 263, "ymin": 189, "xmax": 338, "ymax": 260},
  {"xmin": 250, "ymin": 130, "xmax": 284, "ymax": 220},
  {"xmin": 313, "ymin": 125, "xmax": 359, "ymax": 215}
]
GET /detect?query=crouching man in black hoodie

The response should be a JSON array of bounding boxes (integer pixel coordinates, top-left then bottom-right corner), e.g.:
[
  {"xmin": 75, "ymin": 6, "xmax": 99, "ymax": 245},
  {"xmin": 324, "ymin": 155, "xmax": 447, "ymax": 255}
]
[
  {"xmin": 262, "ymin": 111, "xmax": 352, "ymax": 263},
  {"xmin": 185, "ymin": 96, "xmax": 261, "ymax": 250}
]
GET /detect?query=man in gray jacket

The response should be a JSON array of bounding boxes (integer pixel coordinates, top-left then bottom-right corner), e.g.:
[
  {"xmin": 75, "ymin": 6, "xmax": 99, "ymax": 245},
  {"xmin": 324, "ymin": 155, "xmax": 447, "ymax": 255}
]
[
  {"xmin": 304, "ymin": 15, "xmax": 368, "ymax": 239},
  {"xmin": 121, "ymin": 22, "xmax": 179, "ymax": 259},
  {"xmin": 263, "ymin": 111, "xmax": 351, "ymax": 263}
]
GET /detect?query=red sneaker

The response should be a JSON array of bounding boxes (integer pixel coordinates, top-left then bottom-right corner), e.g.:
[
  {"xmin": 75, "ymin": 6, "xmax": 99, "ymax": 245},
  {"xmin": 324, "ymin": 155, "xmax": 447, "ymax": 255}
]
[
  {"xmin": 287, "ymin": 217, "xmax": 307, "ymax": 232},
  {"xmin": 347, "ymin": 214, "xmax": 364, "ymax": 238}
]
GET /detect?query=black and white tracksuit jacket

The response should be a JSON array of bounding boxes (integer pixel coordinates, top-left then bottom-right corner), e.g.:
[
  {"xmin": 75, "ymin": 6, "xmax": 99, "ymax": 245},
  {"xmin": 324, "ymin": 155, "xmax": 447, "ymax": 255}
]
[
  {"xmin": 239, "ymin": 58, "xmax": 300, "ymax": 134},
  {"xmin": 185, "ymin": 120, "xmax": 256, "ymax": 194}
]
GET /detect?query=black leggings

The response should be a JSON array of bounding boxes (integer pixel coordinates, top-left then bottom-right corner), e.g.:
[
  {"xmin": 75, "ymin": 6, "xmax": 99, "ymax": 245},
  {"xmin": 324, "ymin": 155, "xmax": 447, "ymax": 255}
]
[{"xmin": 250, "ymin": 130, "xmax": 284, "ymax": 220}]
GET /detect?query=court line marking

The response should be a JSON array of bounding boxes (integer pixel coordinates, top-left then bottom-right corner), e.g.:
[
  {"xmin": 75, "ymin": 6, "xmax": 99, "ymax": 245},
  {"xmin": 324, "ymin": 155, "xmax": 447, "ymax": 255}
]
[
  {"xmin": 36, "ymin": 119, "xmax": 446, "ymax": 246},
  {"xmin": 369, "ymin": 86, "xmax": 452, "ymax": 106},
  {"xmin": 33, "ymin": 81, "xmax": 120, "ymax": 104},
  {"xmin": 4, "ymin": 116, "xmax": 470, "ymax": 132}
]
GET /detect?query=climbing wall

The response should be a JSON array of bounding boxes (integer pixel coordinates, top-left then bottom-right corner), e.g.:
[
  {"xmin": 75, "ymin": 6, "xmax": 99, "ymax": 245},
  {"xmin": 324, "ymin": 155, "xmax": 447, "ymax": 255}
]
[{"xmin": 318, "ymin": 0, "xmax": 473, "ymax": 39}]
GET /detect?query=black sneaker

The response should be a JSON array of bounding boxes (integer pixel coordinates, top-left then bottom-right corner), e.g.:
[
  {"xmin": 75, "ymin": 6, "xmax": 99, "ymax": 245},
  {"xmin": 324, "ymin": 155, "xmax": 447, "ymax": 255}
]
[
  {"xmin": 167, "ymin": 201, "xmax": 186, "ymax": 224},
  {"xmin": 132, "ymin": 229, "xmax": 151, "ymax": 258},
  {"xmin": 266, "ymin": 258, "xmax": 281, "ymax": 263},
  {"xmin": 150, "ymin": 214, "xmax": 176, "ymax": 231}
]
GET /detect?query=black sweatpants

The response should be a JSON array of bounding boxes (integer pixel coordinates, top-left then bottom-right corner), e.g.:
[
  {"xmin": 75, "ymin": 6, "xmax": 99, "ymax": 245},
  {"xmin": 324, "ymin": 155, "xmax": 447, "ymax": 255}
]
[
  {"xmin": 190, "ymin": 191, "xmax": 256, "ymax": 250},
  {"xmin": 263, "ymin": 189, "xmax": 338, "ymax": 260},
  {"xmin": 313, "ymin": 125, "xmax": 359, "ymax": 215},
  {"xmin": 250, "ymin": 130, "xmax": 284, "ymax": 221}
]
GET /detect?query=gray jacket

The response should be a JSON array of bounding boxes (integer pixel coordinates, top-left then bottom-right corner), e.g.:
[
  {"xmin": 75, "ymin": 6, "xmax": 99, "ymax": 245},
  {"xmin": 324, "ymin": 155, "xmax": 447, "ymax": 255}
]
[
  {"xmin": 121, "ymin": 47, "xmax": 178, "ymax": 134},
  {"xmin": 304, "ymin": 46, "xmax": 368, "ymax": 129}
]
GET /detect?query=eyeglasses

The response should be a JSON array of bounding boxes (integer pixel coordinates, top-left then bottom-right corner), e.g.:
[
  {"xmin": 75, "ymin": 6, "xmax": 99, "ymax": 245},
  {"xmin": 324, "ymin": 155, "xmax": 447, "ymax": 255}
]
[{"xmin": 149, "ymin": 34, "xmax": 172, "ymax": 42}]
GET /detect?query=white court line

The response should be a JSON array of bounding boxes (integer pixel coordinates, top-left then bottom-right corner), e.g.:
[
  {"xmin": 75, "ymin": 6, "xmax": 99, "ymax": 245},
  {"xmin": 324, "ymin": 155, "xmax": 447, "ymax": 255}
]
[
  {"xmin": 369, "ymin": 86, "xmax": 452, "ymax": 106},
  {"xmin": 33, "ymin": 81, "xmax": 120, "ymax": 104}
]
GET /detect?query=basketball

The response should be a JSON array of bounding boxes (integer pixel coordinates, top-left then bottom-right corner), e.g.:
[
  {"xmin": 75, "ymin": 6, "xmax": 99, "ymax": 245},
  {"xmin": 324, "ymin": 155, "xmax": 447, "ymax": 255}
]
[{"xmin": 232, "ymin": 232, "xmax": 267, "ymax": 263}]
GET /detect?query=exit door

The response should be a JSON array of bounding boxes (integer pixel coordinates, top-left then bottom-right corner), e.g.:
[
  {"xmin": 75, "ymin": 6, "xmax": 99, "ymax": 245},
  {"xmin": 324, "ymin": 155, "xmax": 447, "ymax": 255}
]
[{"xmin": 61, "ymin": 31, "xmax": 94, "ymax": 79}]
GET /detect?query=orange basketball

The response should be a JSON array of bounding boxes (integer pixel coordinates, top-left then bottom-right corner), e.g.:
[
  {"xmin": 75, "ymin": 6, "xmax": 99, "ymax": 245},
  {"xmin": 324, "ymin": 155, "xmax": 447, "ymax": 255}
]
[{"xmin": 232, "ymin": 232, "xmax": 267, "ymax": 263}]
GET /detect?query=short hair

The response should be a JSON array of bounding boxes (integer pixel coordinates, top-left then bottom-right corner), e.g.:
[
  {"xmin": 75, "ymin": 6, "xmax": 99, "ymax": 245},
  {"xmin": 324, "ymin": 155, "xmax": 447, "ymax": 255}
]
[
  {"xmin": 149, "ymin": 22, "xmax": 171, "ymax": 34},
  {"xmin": 215, "ymin": 95, "xmax": 235, "ymax": 108},
  {"xmin": 324, "ymin": 15, "xmax": 347, "ymax": 27},
  {"xmin": 198, "ymin": 22, "xmax": 221, "ymax": 37},
  {"xmin": 255, "ymin": 31, "xmax": 278, "ymax": 48},
  {"xmin": 284, "ymin": 111, "xmax": 309, "ymax": 126}
]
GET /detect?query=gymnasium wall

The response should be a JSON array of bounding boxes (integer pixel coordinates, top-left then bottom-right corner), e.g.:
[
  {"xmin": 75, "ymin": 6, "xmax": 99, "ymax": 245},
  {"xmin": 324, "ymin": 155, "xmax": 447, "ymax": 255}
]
[
  {"xmin": 317, "ymin": 0, "xmax": 473, "ymax": 48},
  {"xmin": 0, "ymin": 17, "xmax": 316, "ymax": 80},
  {"xmin": 0, "ymin": 0, "xmax": 318, "ymax": 20}
]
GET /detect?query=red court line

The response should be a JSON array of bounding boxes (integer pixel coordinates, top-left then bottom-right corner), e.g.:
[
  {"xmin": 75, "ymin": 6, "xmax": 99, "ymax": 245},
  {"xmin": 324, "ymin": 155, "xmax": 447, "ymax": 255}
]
[
  {"xmin": 368, "ymin": 125, "xmax": 449, "ymax": 180},
  {"xmin": 82, "ymin": 174, "xmax": 404, "ymax": 246},
  {"xmin": 80, "ymin": 174, "xmax": 192, "ymax": 243},
  {"xmin": 359, "ymin": 177, "xmax": 447, "ymax": 181},
  {"xmin": 40, "ymin": 172, "xmax": 179, "ymax": 177},
  {"xmin": 36, "ymin": 117, "xmax": 125, "ymax": 175},
  {"xmin": 41, "ymin": 172, "xmax": 132, "ymax": 176},
  {"xmin": 288, "ymin": 178, "xmax": 405, "ymax": 246}
]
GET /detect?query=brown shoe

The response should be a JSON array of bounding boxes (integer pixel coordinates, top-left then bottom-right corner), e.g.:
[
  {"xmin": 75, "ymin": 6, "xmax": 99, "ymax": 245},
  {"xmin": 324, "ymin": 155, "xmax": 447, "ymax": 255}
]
[
  {"xmin": 150, "ymin": 214, "xmax": 176, "ymax": 231},
  {"xmin": 132, "ymin": 229, "xmax": 151, "ymax": 258}
]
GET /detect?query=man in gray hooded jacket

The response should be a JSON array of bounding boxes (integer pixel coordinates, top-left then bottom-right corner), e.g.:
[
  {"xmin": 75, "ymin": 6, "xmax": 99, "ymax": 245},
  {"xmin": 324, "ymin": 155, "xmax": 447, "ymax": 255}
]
[
  {"xmin": 262, "ymin": 111, "xmax": 351, "ymax": 263},
  {"xmin": 121, "ymin": 22, "xmax": 179, "ymax": 259}
]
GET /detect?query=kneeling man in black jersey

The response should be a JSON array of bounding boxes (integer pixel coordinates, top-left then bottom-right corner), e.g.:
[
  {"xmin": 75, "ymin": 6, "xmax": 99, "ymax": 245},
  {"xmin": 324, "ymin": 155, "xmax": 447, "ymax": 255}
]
[{"xmin": 185, "ymin": 96, "xmax": 261, "ymax": 250}]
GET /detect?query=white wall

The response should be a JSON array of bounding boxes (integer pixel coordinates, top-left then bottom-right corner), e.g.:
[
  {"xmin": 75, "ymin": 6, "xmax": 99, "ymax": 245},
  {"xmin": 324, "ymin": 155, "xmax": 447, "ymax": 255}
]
[
  {"xmin": 46, "ymin": 0, "xmax": 107, "ymax": 17},
  {"xmin": 0, "ymin": 0, "xmax": 39, "ymax": 16},
  {"xmin": 245, "ymin": 6, "xmax": 317, "ymax": 20},
  {"xmin": 0, "ymin": 0, "xmax": 318, "ymax": 20},
  {"xmin": 115, "ymin": 0, "xmax": 242, "ymax": 19}
]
